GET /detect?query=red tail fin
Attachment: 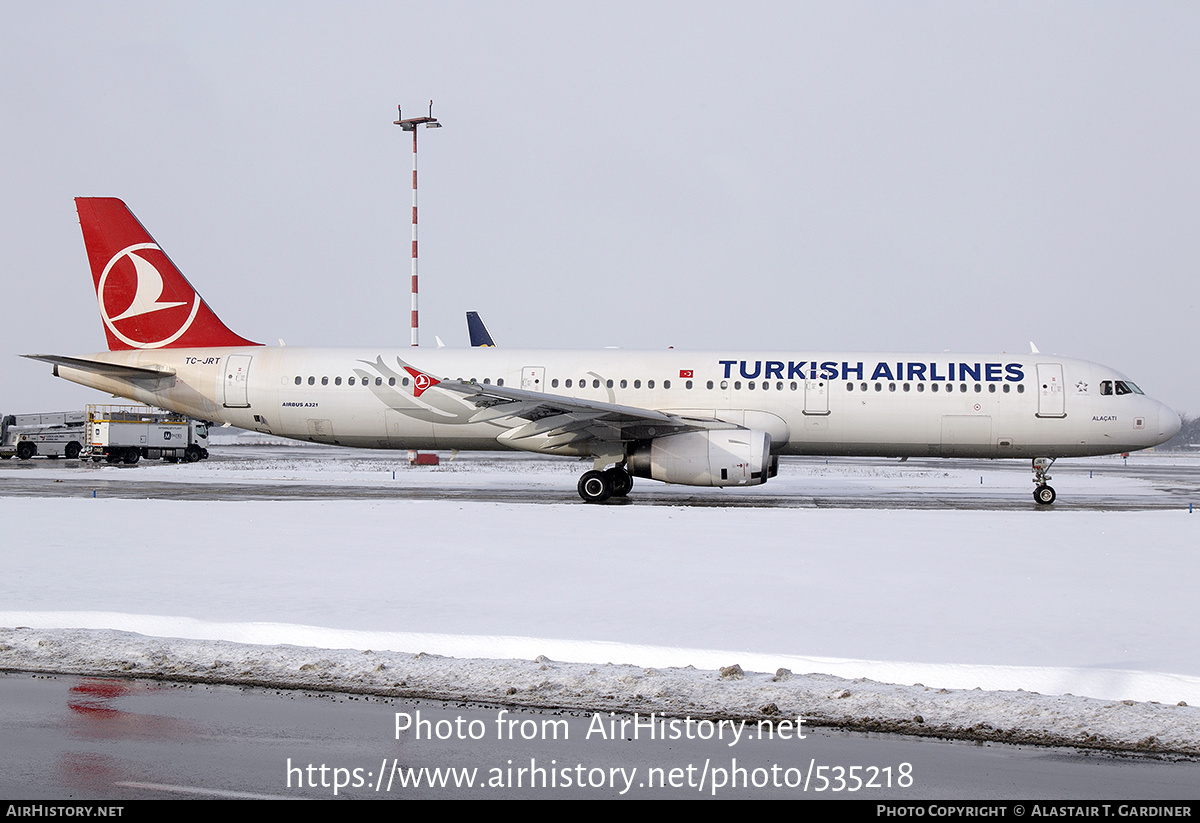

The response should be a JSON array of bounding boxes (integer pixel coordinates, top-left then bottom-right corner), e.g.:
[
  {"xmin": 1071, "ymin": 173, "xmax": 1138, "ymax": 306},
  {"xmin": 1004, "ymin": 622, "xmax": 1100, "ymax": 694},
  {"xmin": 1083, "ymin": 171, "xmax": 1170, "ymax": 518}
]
[{"xmin": 75, "ymin": 197, "xmax": 260, "ymax": 350}]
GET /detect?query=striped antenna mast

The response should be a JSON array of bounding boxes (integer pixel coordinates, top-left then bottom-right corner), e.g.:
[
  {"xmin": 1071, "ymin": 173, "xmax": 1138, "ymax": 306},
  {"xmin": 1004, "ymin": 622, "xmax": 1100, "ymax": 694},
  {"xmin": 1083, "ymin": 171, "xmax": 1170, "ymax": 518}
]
[{"xmin": 394, "ymin": 101, "xmax": 442, "ymax": 346}]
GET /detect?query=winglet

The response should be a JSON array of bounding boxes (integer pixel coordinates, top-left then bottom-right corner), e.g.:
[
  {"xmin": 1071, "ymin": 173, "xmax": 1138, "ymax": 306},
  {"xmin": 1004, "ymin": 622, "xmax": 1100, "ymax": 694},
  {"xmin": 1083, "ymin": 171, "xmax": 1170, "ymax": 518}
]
[{"xmin": 76, "ymin": 198, "xmax": 260, "ymax": 351}]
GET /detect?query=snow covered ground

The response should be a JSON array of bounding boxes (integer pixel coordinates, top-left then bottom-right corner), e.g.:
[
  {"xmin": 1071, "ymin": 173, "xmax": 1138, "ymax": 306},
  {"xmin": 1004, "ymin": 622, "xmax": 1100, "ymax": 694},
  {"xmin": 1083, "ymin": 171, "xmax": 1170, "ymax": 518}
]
[{"xmin": 2, "ymin": 449, "xmax": 1198, "ymax": 753}]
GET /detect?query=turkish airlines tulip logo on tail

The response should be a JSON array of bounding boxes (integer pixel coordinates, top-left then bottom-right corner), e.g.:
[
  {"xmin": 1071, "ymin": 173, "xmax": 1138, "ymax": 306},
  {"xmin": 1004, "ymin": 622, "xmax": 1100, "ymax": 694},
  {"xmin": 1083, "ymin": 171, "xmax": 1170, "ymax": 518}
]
[{"xmin": 98, "ymin": 243, "xmax": 200, "ymax": 349}]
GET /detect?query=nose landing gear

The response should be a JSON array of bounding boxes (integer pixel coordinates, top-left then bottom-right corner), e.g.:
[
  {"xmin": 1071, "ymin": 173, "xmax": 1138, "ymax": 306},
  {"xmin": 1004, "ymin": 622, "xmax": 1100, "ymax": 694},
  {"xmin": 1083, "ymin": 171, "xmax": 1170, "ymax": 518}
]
[{"xmin": 1032, "ymin": 457, "xmax": 1056, "ymax": 505}]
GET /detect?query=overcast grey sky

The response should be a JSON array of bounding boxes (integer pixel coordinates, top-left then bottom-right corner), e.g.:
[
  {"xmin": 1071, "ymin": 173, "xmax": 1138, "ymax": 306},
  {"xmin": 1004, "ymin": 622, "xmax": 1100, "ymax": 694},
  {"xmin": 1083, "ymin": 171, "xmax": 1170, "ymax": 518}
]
[{"xmin": 3, "ymin": 2, "xmax": 1198, "ymax": 414}]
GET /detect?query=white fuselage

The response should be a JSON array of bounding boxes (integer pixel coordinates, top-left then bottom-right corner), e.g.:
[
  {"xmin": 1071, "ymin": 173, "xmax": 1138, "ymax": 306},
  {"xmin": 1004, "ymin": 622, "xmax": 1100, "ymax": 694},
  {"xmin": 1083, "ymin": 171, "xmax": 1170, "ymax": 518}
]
[{"xmin": 54, "ymin": 346, "xmax": 1179, "ymax": 460}]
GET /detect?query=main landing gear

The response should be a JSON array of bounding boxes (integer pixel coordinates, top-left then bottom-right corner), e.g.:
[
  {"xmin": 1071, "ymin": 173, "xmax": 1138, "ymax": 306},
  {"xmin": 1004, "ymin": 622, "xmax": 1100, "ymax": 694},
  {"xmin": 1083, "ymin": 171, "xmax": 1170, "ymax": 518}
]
[
  {"xmin": 1032, "ymin": 457, "xmax": 1056, "ymax": 505},
  {"xmin": 577, "ymin": 465, "xmax": 633, "ymax": 503}
]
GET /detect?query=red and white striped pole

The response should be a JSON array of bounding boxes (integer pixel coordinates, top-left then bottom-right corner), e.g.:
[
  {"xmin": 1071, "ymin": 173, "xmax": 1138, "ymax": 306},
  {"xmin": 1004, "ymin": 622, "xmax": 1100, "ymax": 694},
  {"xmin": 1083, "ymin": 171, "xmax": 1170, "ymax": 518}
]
[
  {"xmin": 394, "ymin": 102, "xmax": 442, "ymax": 347},
  {"xmin": 409, "ymin": 125, "xmax": 419, "ymax": 347}
]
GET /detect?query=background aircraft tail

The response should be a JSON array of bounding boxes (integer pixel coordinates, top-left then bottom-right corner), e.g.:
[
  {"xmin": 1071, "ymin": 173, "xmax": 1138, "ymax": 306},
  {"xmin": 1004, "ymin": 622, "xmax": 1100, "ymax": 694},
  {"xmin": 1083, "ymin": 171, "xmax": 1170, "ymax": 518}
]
[
  {"xmin": 75, "ymin": 197, "xmax": 260, "ymax": 351},
  {"xmin": 466, "ymin": 311, "xmax": 496, "ymax": 347}
]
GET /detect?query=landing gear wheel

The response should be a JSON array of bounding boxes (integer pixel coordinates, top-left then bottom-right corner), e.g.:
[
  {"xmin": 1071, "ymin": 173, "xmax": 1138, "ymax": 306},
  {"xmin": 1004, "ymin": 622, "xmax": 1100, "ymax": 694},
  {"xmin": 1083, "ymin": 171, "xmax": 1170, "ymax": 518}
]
[
  {"xmin": 16, "ymin": 442, "xmax": 34, "ymax": 460},
  {"xmin": 578, "ymin": 470, "xmax": 613, "ymax": 503},
  {"xmin": 1031, "ymin": 458, "xmax": 1057, "ymax": 505},
  {"xmin": 604, "ymin": 467, "xmax": 633, "ymax": 497},
  {"xmin": 64, "ymin": 441, "xmax": 81, "ymax": 460},
  {"xmin": 1034, "ymin": 485, "xmax": 1056, "ymax": 505}
]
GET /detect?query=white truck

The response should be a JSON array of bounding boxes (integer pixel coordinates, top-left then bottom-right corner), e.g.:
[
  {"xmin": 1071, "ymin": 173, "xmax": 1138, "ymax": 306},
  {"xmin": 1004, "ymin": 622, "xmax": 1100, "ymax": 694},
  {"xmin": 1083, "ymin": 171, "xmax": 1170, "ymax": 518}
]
[
  {"xmin": 0, "ymin": 411, "xmax": 88, "ymax": 460},
  {"xmin": 85, "ymin": 405, "xmax": 210, "ymax": 464}
]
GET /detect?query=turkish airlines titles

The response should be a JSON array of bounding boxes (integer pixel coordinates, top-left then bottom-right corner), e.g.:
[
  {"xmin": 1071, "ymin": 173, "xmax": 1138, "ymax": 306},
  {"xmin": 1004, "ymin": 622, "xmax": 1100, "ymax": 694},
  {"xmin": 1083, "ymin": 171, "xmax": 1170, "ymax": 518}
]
[{"xmin": 719, "ymin": 359, "xmax": 1026, "ymax": 383}]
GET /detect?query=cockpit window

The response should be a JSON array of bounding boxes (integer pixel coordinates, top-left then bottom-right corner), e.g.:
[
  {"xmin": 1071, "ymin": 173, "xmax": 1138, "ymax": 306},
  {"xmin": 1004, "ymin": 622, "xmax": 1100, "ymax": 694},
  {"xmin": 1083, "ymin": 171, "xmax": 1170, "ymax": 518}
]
[
  {"xmin": 1101, "ymin": 381, "xmax": 1112, "ymax": 396},
  {"xmin": 1115, "ymin": 381, "xmax": 1143, "ymax": 395}
]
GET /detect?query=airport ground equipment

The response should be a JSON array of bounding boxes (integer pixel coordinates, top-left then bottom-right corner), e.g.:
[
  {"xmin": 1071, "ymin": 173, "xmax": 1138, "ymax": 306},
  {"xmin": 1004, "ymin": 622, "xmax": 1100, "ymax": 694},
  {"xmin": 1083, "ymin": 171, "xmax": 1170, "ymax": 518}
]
[
  {"xmin": 0, "ymin": 410, "xmax": 88, "ymax": 460},
  {"xmin": 85, "ymin": 404, "xmax": 210, "ymax": 464}
]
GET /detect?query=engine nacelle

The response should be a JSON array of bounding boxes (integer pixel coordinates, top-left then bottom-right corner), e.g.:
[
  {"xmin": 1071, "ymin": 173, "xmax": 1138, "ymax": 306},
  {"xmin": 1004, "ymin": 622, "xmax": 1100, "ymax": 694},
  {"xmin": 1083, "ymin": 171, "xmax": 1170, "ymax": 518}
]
[{"xmin": 628, "ymin": 429, "xmax": 772, "ymax": 487}]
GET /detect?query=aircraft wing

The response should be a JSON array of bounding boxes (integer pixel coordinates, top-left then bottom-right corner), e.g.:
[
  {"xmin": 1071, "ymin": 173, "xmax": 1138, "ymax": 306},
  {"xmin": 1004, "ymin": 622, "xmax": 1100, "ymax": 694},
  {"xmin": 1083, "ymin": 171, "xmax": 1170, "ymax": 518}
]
[
  {"xmin": 23, "ymin": 354, "xmax": 177, "ymax": 382},
  {"xmin": 433, "ymin": 376, "xmax": 735, "ymax": 450}
]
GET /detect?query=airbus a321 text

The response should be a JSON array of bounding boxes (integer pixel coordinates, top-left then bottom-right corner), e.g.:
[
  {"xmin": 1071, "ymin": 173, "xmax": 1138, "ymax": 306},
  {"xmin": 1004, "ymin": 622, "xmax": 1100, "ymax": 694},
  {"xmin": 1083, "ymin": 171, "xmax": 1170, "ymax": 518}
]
[{"xmin": 27, "ymin": 198, "xmax": 1182, "ymax": 504}]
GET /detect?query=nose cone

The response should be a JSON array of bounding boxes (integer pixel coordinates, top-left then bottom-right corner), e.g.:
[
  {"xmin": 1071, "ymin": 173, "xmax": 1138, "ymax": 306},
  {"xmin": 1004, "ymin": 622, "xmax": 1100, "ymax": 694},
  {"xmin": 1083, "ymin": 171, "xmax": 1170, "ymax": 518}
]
[{"xmin": 1159, "ymin": 404, "xmax": 1182, "ymax": 443}]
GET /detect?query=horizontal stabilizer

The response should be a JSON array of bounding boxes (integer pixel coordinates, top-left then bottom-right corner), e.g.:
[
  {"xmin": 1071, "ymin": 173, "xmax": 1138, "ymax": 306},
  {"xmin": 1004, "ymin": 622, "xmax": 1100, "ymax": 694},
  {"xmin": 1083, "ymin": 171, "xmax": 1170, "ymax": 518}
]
[{"xmin": 23, "ymin": 354, "xmax": 177, "ymax": 381}]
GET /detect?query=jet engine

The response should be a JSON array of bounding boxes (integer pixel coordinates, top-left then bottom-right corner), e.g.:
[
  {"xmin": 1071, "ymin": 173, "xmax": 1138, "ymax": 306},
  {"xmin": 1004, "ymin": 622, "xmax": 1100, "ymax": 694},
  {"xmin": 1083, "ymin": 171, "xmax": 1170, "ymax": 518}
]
[{"xmin": 627, "ymin": 429, "xmax": 772, "ymax": 487}]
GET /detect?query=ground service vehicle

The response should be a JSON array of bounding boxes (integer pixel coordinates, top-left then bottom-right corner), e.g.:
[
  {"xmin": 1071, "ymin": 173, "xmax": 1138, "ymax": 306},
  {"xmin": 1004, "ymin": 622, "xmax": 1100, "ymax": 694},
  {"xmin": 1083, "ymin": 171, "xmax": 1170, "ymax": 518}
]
[
  {"xmin": 86, "ymin": 404, "xmax": 209, "ymax": 464},
  {"xmin": 0, "ymin": 411, "xmax": 87, "ymax": 460}
]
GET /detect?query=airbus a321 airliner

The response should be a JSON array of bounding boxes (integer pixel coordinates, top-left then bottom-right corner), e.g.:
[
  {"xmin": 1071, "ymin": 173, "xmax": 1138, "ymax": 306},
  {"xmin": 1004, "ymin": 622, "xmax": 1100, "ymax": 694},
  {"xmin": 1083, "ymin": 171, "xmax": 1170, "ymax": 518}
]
[{"xmin": 27, "ymin": 198, "xmax": 1181, "ymax": 504}]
